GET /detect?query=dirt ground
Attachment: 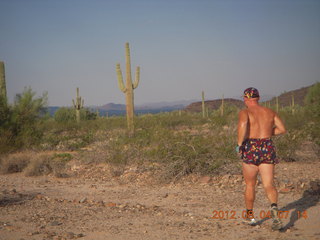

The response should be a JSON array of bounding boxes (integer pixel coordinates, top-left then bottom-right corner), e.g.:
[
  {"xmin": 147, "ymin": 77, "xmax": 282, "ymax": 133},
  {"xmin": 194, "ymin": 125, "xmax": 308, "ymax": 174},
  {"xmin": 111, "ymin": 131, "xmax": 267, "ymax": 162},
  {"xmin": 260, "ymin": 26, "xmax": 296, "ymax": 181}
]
[{"xmin": 1, "ymin": 158, "xmax": 320, "ymax": 240}]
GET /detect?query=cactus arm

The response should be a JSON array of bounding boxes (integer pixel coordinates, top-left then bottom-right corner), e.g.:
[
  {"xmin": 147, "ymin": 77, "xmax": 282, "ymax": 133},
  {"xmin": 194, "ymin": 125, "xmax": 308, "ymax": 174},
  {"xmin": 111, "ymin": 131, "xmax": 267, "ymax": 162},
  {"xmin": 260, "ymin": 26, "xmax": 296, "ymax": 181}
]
[
  {"xmin": 82, "ymin": 99, "xmax": 84, "ymax": 108},
  {"xmin": 133, "ymin": 66, "xmax": 140, "ymax": 89},
  {"xmin": 72, "ymin": 99, "xmax": 76, "ymax": 108},
  {"xmin": 116, "ymin": 63, "xmax": 127, "ymax": 93}
]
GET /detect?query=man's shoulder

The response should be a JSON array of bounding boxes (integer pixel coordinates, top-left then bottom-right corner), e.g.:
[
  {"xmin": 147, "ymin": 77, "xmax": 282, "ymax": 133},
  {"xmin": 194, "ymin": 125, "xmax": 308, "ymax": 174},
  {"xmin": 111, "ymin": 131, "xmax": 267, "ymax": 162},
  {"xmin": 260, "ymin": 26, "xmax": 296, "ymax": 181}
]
[
  {"xmin": 239, "ymin": 108, "xmax": 248, "ymax": 114},
  {"xmin": 238, "ymin": 109, "xmax": 249, "ymax": 118},
  {"xmin": 262, "ymin": 106, "xmax": 277, "ymax": 115}
]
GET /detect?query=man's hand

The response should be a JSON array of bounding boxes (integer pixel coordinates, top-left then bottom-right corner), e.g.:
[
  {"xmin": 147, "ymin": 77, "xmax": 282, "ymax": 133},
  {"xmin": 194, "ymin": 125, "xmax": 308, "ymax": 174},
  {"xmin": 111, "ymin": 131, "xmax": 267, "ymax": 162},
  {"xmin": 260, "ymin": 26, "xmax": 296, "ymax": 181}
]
[
  {"xmin": 235, "ymin": 145, "xmax": 240, "ymax": 153},
  {"xmin": 236, "ymin": 145, "xmax": 242, "ymax": 158}
]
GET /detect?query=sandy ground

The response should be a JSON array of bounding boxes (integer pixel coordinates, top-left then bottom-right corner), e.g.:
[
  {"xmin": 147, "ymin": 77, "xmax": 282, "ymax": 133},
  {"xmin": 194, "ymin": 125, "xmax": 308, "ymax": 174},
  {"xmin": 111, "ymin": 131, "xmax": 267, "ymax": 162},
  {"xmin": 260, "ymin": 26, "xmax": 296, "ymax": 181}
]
[{"xmin": 1, "ymin": 160, "xmax": 320, "ymax": 240}]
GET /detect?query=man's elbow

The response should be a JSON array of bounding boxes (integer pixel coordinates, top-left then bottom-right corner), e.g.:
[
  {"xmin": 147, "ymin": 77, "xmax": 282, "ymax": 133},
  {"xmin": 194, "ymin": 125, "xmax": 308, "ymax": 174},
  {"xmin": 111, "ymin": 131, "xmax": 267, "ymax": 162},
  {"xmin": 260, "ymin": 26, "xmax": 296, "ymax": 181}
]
[{"xmin": 280, "ymin": 128, "xmax": 287, "ymax": 135}]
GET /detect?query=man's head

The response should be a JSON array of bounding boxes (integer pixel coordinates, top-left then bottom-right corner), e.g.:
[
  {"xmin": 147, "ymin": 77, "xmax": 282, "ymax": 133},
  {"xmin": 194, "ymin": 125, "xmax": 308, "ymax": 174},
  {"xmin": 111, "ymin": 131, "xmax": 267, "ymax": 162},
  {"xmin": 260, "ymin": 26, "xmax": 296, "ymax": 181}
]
[
  {"xmin": 243, "ymin": 87, "xmax": 260, "ymax": 106},
  {"xmin": 243, "ymin": 87, "xmax": 260, "ymax": 99}
]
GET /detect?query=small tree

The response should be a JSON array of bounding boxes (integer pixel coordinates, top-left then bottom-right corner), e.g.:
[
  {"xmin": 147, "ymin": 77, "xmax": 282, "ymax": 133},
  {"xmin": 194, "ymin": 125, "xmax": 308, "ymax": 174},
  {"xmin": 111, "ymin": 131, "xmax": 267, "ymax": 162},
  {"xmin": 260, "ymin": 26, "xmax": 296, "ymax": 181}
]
[{"xmin": 11, "ymin": 87, "xmax": 48, "ymax": 146}]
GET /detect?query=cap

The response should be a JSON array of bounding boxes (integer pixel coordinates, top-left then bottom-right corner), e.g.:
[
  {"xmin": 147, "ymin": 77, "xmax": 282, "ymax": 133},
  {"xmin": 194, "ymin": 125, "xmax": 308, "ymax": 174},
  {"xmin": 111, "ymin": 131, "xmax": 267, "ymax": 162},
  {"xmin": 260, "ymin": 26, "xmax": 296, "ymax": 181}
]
[{"xmin": 243, "ymin": 87, "xmax": 260, "ymax": 99}]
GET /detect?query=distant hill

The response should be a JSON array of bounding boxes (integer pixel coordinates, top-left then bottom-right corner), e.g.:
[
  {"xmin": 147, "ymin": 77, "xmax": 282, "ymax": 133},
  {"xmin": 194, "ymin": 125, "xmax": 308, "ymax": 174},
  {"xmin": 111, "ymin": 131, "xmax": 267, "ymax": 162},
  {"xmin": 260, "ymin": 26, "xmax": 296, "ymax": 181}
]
[
  {"xmin": 184, "ymin": 84, "xmax": 315, "ymax": 112},
  {"xmin": 100, "ymin": 103, "xmax": 126, "ymax": 111},
  {"xmin": 267, "ymin": 85, "xmax": 312, "ymax": 107}
]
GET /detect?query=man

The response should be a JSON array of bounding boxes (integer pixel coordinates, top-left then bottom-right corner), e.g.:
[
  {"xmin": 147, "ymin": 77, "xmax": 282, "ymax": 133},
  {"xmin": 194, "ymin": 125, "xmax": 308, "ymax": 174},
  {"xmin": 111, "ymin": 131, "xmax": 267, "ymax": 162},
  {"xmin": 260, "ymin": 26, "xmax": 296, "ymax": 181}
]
[{"xmin": 237, "ymin": 87, "xmax": 286, "ymax": 230}]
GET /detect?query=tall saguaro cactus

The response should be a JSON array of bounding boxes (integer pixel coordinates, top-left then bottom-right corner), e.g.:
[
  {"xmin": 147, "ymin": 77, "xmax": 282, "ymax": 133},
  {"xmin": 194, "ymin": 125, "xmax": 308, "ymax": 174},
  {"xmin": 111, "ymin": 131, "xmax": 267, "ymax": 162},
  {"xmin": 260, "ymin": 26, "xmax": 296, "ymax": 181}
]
[
  {"xmin": 116, "ymin": 42, "xmax": 140, "ymax": 135},
  {"xmin": 220, "ymin": 94, "xmax": 224, "ymax": 116},
  {"xmin": 72, "ymin": 87, "xmax": 84, "ymax": 123},
  {"xmin": 291, "ymin": 93, "xmax": 295, "ymax": 115},
  {"xmin": 201, "ymin": 91, "xmax": 205, "ymax": 118},
  {"xmin": 0, "ymin": 61, "xmax": 7, "ymax": 105}
]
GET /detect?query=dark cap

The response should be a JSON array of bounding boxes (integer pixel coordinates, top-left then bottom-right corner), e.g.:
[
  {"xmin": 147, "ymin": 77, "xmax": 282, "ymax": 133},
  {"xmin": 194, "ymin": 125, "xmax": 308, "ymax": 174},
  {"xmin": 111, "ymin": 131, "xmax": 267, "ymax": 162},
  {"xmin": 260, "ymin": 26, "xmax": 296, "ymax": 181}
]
[{"xmin": 243, "ymin": 87, "xmax": 260, "ymax": 99}]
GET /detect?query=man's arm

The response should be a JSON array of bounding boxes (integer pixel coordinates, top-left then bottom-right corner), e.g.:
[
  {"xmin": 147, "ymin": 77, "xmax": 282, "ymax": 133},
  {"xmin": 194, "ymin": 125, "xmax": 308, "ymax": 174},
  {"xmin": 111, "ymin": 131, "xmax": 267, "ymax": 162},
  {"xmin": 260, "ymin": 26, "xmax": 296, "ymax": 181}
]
[
  {"xmin": 237, "ymin": 110, "xmax": 248, "ymax": 146},
  {"xmin": 273, "ymin": 113, "xmax": 286, "ymax": 136}
]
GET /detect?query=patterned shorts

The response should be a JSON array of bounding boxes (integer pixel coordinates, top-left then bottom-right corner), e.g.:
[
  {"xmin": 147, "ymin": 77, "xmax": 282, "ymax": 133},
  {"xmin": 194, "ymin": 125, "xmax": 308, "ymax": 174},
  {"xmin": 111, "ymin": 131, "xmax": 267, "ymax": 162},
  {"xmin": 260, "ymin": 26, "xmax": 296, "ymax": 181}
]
[{"xmin": 240, "ymin": 138, "xmax": 279, "ymax": 166}]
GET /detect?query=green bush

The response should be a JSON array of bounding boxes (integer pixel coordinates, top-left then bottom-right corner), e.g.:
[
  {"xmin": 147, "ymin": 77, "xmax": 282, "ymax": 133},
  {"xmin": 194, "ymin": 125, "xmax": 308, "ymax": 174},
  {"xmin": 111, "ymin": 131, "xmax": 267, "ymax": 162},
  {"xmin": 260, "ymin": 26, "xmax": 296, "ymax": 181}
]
[
  {"xmin": 54, "ymin": 107, "xmax": 97, "ymax": 123},
  {"xmin": 54, "ymin": 107, "xmax": 75, "ymax": 122},
  {"xmin": 0, "ymin": 87, "xmax": 48, "ymax": 153},
  {"xmin": 0, "ymin": 95, "xmax": 10, "ymax": 127}
]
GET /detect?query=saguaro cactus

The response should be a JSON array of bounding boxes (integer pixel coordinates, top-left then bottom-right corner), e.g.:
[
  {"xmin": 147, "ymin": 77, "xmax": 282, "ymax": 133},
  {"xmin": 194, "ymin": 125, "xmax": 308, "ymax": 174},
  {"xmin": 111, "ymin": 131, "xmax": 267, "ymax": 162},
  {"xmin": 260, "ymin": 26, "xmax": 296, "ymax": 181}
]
[
  {"xmin": 72, "ymin": 87, "xmax": 84, "ymax": 123},
  {"xmin": 116, "ymin": 42, "xmax": 140, "ymax": 135},
  {"xmin": 276, "ymin": 96, "xmax": 279, "ymax": 113},
  {"xmin": 0, "ymin": 61, "xmax": 7, "ymax": 105},
  {"xmin": 220, "ymin": 94, "xmax": 224, "ymax": 116},
  {"xmin": 291, "ymin": 93, "xmax": 295, "ymax": 115},
  {"xmin": 202, "ymin": 91, "xmax": 205, "ymax": 118}
]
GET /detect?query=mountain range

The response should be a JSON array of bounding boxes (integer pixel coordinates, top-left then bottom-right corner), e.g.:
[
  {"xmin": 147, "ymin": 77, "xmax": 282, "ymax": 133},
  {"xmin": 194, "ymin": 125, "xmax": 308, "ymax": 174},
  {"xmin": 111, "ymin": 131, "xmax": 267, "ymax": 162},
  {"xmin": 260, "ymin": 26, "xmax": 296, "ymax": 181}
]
[{"xmin": 47, "ymin": 84, "xmax": 315, "ymax": 116}]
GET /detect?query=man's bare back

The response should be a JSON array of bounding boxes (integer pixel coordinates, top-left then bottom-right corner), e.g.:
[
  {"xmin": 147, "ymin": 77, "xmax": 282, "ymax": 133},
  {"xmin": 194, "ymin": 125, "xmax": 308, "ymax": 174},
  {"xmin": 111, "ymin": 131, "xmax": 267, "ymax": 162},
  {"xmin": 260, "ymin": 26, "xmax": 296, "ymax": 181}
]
[{"xmin": 238, "ymin": 99, "xmax": 286, "ymax": 146}]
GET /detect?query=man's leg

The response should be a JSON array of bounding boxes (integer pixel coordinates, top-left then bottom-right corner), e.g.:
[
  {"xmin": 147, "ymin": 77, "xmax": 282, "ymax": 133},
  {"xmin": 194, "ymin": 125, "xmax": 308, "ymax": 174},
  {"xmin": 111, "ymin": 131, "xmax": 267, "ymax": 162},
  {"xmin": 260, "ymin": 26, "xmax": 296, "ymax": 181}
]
[
  {"xmin": 242, "ymin": 163, "xmax": 259, "ymax": 210},
  {"xmin": 258, "ymin": 163, "xmax": 277, "ymax": 204},
  {"xmin": 259, "ymin": 163, "xmax": 282, "ymax": 230}
]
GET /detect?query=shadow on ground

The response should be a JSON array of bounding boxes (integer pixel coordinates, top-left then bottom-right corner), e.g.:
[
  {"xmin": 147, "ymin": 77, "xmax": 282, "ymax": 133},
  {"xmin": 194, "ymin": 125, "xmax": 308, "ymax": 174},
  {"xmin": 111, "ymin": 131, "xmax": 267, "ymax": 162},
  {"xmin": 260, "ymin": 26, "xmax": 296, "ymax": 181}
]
[
  {"xmin": 256, "ymin": 179, "xmax": 320, "ymax": 231},
  {"xmin": 0, "ymin": 192, "xmax": 37, "ymax": 207}
]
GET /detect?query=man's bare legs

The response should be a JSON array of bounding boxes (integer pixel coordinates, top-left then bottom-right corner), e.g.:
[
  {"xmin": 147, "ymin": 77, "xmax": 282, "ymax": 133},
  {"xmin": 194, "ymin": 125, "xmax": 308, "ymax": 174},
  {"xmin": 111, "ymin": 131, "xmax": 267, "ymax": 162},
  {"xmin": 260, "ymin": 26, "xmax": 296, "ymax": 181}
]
[
  {"xmin": 242, "ymin": 163, "xmax": 259, "ymax": 210},
  {"xmin": 243, "ymin": 163, "xmax": 278, "ymax": 207},
  {"xmin": 259, "ymin": 163, "xmax": 282, "ymax": 229},
  {"xmin": 243, "ymin": 162, "xmax": 282, "ymax": 229},
  {"xmin": 259, "ymin": 163, "xmax": 278, "ymax": 204}
]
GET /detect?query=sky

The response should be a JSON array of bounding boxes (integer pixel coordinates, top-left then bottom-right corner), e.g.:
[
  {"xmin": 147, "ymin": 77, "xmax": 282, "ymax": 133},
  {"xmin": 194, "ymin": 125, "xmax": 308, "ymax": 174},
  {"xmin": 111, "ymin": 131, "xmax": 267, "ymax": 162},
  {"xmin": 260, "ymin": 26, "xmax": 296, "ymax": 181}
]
[{"xmin": 0, "ymin": 0, "xmax": 319, "ymax": 106}]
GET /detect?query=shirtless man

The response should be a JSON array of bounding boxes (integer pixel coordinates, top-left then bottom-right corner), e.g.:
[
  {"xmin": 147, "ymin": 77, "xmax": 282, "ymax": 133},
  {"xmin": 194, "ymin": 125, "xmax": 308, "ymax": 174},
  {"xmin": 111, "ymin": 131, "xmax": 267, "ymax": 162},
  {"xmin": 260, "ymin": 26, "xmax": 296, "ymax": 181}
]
[{"xmin": 237, "ymin": 87, "xmax": 286, "ymax": 230}]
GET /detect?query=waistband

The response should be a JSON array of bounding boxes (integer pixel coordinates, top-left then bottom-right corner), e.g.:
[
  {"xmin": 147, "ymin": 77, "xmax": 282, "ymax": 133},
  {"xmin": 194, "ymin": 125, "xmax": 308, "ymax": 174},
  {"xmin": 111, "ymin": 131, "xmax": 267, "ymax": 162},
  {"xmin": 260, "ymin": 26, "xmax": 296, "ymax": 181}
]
[{"xmin": 245, "ymin": 137, "xmax": 272, "ymax": 141}]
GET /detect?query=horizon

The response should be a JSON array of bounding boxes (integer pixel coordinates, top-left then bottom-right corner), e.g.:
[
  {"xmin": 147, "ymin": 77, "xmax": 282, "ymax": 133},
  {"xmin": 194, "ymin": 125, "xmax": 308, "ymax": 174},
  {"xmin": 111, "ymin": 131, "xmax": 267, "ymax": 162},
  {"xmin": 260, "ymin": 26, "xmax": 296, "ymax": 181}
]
[
  {"xmin": 1, "ymin": 0, "xmax": 319, "ymax": 106},
  {"xmin": 48, "ymin": 81, "xmax": 313, "ymax": 108}
]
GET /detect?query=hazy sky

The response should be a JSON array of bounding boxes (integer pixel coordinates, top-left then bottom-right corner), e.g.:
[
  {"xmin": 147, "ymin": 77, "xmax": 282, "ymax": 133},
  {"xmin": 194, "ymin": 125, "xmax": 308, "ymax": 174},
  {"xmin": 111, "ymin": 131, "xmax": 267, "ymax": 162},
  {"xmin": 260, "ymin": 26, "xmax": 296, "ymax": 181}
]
[{"xmin": 0, "ymin": 0, "xmax": 319, "ymax": 106}]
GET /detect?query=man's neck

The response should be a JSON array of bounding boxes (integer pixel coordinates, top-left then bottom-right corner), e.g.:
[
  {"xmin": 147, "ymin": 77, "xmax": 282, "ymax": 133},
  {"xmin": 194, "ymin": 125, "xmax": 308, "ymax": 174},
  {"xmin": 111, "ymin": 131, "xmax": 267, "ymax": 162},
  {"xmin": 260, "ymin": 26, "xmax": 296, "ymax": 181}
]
[{"xmin": 245, "ymin": 99, "xmax": 259, "ymax": 108}]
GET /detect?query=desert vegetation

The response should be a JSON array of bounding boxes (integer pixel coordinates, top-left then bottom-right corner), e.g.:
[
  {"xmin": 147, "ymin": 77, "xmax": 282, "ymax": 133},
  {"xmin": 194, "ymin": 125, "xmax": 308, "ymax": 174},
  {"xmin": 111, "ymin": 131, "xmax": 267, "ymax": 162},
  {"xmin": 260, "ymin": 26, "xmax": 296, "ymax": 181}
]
[{"xmin": 0, "ymin": 82, "xmax": 319, "ymax": 181}]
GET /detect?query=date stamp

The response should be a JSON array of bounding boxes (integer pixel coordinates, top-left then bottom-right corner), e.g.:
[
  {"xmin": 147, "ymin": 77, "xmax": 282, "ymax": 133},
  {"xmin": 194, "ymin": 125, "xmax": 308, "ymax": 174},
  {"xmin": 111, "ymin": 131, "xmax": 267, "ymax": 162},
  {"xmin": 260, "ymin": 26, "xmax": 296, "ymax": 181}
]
[{"xmin": 211, "ymin": 210, "xmax": 308, "ymax": 220}]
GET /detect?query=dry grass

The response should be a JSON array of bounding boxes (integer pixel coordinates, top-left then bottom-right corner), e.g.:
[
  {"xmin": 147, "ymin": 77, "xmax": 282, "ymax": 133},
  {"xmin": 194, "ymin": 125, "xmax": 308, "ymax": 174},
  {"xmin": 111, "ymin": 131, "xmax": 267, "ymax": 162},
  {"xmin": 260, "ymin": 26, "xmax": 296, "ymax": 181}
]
[
  {"xmin": 0, "ymin": 152, "xmax": 34, "ymax": 174},
  {"xmin": 0, "ymin": 151, "xmax": 72, "ymax": 177}
]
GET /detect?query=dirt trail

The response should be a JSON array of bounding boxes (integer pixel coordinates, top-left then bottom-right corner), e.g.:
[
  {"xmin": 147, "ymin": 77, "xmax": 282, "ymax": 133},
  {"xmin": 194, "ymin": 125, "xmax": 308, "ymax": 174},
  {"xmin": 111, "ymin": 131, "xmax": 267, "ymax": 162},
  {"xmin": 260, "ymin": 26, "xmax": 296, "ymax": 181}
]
[{"xmin": 1, "ymin": 161, "xmax": 320, "ymax": 240}]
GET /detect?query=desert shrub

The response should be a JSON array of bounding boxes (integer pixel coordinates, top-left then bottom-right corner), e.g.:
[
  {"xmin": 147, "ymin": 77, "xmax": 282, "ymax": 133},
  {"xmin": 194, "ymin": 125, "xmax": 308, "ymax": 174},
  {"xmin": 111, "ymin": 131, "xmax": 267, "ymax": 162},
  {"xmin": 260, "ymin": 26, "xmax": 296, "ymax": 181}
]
[
  {"xmin": 0, "ymin": 87, "xmax": 48, "ymax": 153},
  {"xmin": 0, "ymin": 95, "xmax": 10, "ymax": 127},
  {"xmin": 24, "ymin": 152, "xmax": 72, "ymax": 177},
  {"xmin": 83, "ymin": 108, "xmax": 98, "ymax": 120},
  {"xmin": 304, "ymin": 82, "xmax": 320, "ymax": 117},
  {"xmin": 274, "ymin": 130, "xmax": 305, "ymax": 162},
  {"xmin": 24, "ymin": 154, "xmax": 52, "ymax": 176},
  {"xmin": 136, "ymin": 112, "xmax": 209, "ymax": 130},
  {"xmin": 52, "ymin": 152, "xmax": 73, "ymax": 162},
  {"xmin": 0, "ymin": 152, "xmax": 33, "ymax": 174},
  {"xmin": 54, "ymin": 107, "xmax": 97, "ymax": 123},
  {"xmin": 39, "ymin": 127, "xmax": 95, "ymax": 151},
  {"xmin": 306, "ymin": 122, "xmax": 320, "ymax": 146},
  {"xmin": 0, "ymin": 152, "xmax": 72, "ymax": 177},
  {"xmin": 54, "ymin": 107, "xmax": 75, "ymax": 122},
  {"xmin": 105, "ymin": 122, "xmax": 238, "ymax": 179},
  {"xmin": 279, "ymin": 107, "xmax": 307, "ymax": 130},
  {"xmin": 0, "ymin": 129, "xmax": 16, "ymax": 153}
]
